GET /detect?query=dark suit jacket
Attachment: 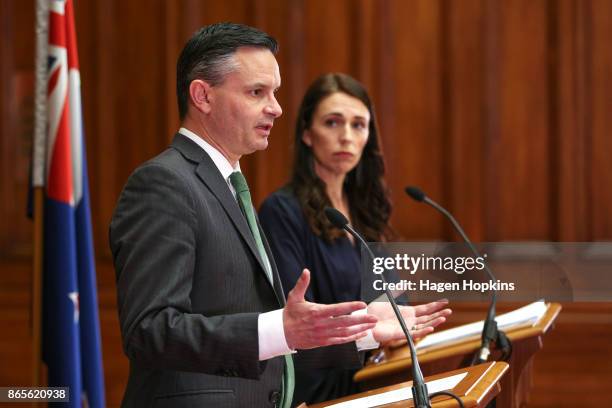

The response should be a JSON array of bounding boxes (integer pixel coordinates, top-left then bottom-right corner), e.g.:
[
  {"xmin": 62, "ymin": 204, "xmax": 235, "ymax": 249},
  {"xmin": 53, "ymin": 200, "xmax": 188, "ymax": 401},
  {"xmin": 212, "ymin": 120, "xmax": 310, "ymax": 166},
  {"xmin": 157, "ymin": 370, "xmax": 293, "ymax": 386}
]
[{"xmin": 110, "ymin": 134, "xmax": 288, "ymax": 407}]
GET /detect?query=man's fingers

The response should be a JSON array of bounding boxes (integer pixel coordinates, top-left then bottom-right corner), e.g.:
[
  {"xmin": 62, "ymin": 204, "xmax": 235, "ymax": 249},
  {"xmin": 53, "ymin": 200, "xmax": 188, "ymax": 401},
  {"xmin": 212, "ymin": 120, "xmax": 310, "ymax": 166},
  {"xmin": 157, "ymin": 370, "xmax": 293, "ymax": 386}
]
[
  {"xmin": 287, "ymin": 269, "xmax": 310, "ymax": 303},
  {"xmin": 322, "ymin": 331, "xmax": 371, "ymax": 347},
  {"xmin": 414, "ymin": 308, "xmax": 452, "ymax": 325},
  {"xmin": 311, "ymin": 313, "xmax": 377, "ymax": 330},
  {"xmin": 310, "ymin": 301, "xmax": 370, "ymax": 319},
  {"xmin": 325, "ymin": 322, "xmax": 376, "ymax": 338},
  {"xmin": 412, "ymin": 316, "xmax": 447, "ymax": 332},
  {"xmin": 413, "ymin": 299, "xmax": 449, "ymax": 315},
  {"xmin": 413, "ymin": 299, "xmax": 449, "ymax": 316},
  {"xmin": 290, "ymin": 320, "xmax": 376, "ymax": 350},
  {"xmin": 412, "ymin": 326, "xmax": 434, "ymax": 339}
]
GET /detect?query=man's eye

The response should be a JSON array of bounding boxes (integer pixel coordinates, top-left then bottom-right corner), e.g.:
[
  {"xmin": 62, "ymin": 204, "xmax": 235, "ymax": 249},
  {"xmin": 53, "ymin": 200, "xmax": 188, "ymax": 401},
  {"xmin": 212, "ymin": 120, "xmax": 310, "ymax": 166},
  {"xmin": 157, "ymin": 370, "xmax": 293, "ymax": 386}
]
[{"xmin": 250, "ymin": 89, "xmax": 262, "ymax": 97}]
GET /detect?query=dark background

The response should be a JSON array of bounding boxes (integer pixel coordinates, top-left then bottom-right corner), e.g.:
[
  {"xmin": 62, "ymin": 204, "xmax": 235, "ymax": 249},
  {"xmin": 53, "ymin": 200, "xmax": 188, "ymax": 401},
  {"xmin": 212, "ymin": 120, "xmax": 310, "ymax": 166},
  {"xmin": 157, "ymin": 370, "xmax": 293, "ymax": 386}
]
[{"xmin": 1, "ymin": 0, "xmax": 611, "ymax": 406}]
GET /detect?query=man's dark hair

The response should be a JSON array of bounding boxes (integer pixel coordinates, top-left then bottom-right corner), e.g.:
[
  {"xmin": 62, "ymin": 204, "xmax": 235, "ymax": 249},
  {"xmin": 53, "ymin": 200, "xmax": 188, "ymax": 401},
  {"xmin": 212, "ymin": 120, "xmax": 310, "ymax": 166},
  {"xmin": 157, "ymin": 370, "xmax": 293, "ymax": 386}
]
[{"xmin": 176, "ymin": 22, "xmax": 278, "ymax": 120}]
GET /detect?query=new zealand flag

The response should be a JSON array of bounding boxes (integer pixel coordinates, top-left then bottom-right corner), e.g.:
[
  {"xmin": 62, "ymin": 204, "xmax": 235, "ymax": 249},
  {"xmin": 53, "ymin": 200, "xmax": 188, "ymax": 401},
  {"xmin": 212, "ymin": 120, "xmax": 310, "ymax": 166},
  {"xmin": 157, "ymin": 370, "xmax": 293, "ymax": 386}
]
[{"xmin": 36, "ymin": 0, "xmax": 106, "ymax": 406}]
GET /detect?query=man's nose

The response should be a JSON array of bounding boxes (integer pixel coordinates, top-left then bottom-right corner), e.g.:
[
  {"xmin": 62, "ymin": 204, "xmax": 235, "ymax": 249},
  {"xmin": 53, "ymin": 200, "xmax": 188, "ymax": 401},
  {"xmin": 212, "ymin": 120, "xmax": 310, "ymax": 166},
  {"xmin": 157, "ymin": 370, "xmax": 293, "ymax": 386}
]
[{"xmin": 264, "ymin": 95, "xmax": 282, "ymax": 118}]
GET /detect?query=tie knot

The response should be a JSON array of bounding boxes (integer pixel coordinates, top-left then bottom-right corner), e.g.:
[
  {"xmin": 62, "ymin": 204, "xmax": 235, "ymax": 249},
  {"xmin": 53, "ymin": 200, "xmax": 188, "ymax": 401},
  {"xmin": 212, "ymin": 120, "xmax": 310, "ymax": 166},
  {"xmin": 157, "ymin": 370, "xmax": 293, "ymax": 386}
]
[{"xmin": 229, "ymin": 171, "xmax": 250, "ymax": 194}]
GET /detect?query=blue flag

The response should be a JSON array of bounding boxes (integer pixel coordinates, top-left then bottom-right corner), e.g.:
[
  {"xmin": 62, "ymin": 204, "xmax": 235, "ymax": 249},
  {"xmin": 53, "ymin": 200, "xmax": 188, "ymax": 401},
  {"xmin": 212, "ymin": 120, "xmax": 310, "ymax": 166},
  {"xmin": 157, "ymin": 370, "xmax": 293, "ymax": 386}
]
[{"xmin": 36, "ymin": 0, "xmax": 106, "ymax": 406}]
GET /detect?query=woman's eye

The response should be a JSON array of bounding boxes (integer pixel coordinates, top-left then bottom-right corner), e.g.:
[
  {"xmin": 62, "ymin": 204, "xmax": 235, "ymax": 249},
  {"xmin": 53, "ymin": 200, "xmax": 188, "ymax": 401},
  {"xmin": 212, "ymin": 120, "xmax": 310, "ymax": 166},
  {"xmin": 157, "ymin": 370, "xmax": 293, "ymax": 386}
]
[
  {"xmin": 325, "ymin": 119, "xmax": 339, "ymax": 127},
  {"xmin": 353, "ymin": 122, "xmax": 366, "ymax": 130}
]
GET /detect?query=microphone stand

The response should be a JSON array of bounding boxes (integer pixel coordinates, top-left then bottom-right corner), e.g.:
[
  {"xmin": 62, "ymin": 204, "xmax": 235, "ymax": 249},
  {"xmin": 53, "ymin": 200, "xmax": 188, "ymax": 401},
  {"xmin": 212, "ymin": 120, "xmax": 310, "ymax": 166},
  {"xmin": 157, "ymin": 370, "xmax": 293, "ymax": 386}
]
[
  {"xmin": 325, "ymin": 208, "xmax": 430, "ymax": 407},
  {"xmin": 404, "ymin": 187, "xmax": 512, "ymax": 364}
]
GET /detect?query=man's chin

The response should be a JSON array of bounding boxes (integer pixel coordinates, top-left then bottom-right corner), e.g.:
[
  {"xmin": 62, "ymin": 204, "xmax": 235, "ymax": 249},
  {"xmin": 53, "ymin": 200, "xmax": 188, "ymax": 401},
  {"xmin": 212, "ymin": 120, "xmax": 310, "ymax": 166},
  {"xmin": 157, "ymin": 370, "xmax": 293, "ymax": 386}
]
[
  {"xmin": 242, "ymin": 141, "xmax": 269, "ymax": 156},
  {"xmin": 253, "ymin": 138, "xmax": 269, "ymax": 151}
]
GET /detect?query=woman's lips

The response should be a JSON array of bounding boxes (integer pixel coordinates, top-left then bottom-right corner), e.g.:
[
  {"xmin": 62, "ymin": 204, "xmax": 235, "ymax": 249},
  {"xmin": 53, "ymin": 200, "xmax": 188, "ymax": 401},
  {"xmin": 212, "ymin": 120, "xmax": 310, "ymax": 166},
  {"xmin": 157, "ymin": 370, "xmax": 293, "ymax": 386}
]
[{"xmin": 333, "ymin": 152, "xmax": 354, "ymax": 159}]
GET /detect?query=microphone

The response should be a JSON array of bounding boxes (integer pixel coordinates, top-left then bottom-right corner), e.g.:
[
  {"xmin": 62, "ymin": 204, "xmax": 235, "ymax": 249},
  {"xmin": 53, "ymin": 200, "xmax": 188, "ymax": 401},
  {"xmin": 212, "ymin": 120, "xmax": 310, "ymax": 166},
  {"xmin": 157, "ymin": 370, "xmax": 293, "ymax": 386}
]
[
  {"xmin": 404, "ymin": 186, "xmax": 510, "ymax": 364},
  {"xmin": 325, "ymin": 207, "xmax": 430, "ymax": 407}
]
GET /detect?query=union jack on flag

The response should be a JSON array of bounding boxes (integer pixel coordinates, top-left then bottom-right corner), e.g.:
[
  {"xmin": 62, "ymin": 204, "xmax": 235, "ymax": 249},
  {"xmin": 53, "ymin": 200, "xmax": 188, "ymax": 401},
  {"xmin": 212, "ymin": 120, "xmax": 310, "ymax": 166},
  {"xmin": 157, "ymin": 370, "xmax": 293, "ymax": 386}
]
[{"xmin": 32, "ymin": 0, "xmax": 105, "ymax": 406}]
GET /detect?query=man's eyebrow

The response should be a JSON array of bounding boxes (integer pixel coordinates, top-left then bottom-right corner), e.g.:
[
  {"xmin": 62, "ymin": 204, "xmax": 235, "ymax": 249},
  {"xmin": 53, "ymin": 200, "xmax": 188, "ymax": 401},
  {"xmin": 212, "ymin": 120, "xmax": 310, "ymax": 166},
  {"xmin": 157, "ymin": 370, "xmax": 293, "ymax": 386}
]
[{"xmin": 247, "ymin": 82, "xmax": 270, "ymax": 88}]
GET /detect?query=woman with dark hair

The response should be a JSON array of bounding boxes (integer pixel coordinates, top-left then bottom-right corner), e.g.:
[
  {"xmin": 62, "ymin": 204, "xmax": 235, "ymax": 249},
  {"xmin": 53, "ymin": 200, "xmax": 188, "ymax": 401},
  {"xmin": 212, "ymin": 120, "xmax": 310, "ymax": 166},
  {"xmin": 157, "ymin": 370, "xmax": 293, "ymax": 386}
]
[
  {"xmin": 259, "ymin": 73, "xmax": 450, "ymax": 406},
  {"xmin": 287, "ymin": 72, "xmax": 391, "ymax": 244}
]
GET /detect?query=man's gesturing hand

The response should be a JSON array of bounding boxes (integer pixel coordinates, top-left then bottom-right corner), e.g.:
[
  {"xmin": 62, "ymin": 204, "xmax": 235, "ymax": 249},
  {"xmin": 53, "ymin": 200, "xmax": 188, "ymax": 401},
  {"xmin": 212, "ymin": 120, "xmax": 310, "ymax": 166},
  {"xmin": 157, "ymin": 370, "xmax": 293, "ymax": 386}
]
[
  {"xmin": 368, "ymin": 299, "xmax": 452, "ymax": 344},
  {"xmin": 283, "ymin": 269, "xmax": 377, "ymax": 350}
]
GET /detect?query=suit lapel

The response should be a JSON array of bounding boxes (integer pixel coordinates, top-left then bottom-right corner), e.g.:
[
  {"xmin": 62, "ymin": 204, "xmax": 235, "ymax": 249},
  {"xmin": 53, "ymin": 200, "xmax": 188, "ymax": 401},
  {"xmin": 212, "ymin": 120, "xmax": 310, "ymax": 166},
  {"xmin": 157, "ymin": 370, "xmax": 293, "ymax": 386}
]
[
  {"xmin": 171, "ymin": 134, "xmax": 279, "ymax": 295},
  {"xmin": 258, "ymin": 216, "xmax": 287, "ymax": 306}
]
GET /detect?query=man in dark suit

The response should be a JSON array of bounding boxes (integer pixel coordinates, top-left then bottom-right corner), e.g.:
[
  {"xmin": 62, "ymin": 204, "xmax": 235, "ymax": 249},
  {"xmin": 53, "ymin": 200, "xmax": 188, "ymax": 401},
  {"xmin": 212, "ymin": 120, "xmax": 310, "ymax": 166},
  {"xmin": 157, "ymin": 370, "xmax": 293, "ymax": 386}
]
[{"xmin": 110, "ymin": 22, "xmax": 449, "ymax": 408}]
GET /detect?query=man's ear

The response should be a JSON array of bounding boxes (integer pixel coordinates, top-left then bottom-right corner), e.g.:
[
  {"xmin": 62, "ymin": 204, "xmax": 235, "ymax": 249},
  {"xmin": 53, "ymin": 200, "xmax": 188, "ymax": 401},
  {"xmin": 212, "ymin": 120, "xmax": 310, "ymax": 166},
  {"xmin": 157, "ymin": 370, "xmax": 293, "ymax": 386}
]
[
  {"xmin": 189, "ymin": 79, "xmax": 213, "ymax": 114},
  {"xmin": 302, "ymin": 129, "xmax": 312, "ymax": 146}
]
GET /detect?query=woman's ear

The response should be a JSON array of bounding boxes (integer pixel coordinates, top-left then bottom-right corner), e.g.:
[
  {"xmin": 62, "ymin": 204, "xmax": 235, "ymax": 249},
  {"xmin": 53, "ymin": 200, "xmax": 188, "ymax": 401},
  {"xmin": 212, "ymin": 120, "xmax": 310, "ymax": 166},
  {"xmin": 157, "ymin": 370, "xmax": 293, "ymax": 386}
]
[{"xmin": 302, "ymin": 129, "xmax": 313, "ymax": 146}]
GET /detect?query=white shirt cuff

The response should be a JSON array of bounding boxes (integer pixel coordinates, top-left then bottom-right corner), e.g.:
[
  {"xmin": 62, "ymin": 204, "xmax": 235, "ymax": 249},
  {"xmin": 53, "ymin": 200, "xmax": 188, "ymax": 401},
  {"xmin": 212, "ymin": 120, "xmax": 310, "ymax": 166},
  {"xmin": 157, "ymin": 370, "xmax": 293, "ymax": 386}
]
[
  {"xmin": 258, "ymin": 308, "xmax": 296, "ymax": 360},
  {"xmin": 353, "ymin": 307, "xmax": 380, "ymax": 351}
]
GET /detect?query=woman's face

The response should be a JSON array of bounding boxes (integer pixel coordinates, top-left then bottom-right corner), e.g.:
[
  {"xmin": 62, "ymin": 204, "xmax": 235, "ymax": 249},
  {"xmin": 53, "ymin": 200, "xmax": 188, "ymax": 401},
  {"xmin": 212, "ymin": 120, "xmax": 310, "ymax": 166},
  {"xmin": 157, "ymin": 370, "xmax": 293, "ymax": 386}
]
[{"xmin": 303, "ymin": 92, "xmax": 370, "ymax": 179}]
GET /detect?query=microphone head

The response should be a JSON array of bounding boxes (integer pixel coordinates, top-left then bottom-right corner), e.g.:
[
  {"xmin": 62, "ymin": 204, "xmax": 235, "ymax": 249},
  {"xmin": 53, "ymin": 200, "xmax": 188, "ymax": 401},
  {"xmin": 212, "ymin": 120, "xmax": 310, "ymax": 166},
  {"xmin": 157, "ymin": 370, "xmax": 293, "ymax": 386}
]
[
  {"xmin": 405, "ymin": 186, "xmax": 426, "ymax": 202},
  {"xmin": 324, "ymin": 207, "xmax": 349, "ymax": 229}
]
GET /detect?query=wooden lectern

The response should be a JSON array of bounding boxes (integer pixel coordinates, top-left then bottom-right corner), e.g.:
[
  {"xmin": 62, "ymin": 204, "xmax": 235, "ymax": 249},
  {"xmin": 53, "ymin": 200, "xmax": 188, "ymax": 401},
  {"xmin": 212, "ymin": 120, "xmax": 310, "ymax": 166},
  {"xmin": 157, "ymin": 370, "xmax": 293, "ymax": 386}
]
[
  {"xmin": 300, "ymin": 361, "xmax": 508, "ymax": 407},
  {"xmin": 354, "ymin": 303, "xmax": 561, "ymax": 408}
]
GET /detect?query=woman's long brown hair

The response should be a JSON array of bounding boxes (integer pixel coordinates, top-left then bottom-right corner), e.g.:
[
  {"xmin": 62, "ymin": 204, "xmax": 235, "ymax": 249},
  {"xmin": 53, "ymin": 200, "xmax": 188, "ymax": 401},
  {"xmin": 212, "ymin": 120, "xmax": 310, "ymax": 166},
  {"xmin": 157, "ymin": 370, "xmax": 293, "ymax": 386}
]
[{"xmin": 290, "ymin": 73, "xmax": 393, "ymax": 242}]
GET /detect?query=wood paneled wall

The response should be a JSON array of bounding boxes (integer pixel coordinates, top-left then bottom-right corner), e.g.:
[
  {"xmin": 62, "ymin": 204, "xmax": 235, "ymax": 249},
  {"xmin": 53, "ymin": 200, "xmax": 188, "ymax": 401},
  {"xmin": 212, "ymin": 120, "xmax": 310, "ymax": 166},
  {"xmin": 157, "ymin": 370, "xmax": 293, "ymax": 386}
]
[{"xmin": 1, "ymin": 0, "xmax": 611, "ymax": 406}]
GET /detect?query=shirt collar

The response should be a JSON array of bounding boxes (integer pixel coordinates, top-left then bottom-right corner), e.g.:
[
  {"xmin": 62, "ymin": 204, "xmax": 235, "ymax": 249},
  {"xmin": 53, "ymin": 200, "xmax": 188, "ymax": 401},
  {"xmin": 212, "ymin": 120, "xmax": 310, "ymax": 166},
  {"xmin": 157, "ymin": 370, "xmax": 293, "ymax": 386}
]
[{"xmin": 178, "ymin": 127, "xmax": 241, "ymax": 181}]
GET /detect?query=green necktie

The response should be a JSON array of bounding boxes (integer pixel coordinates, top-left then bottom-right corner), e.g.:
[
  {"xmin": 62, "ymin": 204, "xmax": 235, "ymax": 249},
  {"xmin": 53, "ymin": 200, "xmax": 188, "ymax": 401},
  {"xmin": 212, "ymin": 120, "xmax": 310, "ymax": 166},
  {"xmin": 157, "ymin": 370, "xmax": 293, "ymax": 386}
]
[{"xmin": 228, "ymin": 171, "xmax": 294, "ymax": 408}]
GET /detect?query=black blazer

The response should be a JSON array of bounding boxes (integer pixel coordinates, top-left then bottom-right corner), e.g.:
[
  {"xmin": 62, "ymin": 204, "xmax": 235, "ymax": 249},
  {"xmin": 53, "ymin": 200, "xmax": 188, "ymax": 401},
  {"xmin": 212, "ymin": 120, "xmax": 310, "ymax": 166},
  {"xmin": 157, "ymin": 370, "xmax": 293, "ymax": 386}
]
[{"xmin": 110, "ymin": 134, "xmax": 287, "ymax": 407}]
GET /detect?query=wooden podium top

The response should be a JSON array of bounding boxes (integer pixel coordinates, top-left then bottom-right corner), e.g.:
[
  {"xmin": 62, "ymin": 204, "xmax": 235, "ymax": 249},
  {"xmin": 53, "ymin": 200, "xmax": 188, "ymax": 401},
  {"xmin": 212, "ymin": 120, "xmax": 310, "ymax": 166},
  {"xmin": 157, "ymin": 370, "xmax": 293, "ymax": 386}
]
[
  {"xmin": 306, "ymin": 361, "xmax": 509, "ymax": 408},
  {"xmin": 355, "ymin": 302, "xmax": 561, "ymax": 383}
]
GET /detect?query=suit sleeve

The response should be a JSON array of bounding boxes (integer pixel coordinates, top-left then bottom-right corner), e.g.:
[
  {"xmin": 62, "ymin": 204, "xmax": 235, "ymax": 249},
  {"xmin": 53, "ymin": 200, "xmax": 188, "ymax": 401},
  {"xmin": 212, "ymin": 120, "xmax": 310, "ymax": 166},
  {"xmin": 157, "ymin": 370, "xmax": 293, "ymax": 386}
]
[{"xmin": 110, "ymin": 163, "xmax": 263, "ymax": 378}]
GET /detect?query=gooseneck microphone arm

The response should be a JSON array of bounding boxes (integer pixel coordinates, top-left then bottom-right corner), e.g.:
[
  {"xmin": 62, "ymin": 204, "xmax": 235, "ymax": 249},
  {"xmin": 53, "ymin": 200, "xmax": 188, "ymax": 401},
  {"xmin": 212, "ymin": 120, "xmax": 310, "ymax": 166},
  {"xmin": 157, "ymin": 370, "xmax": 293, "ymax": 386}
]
[
  {"xmin": 325, "ymin": 207, "xmax": 430, "ymax": 407},
  {"xmin": 404, "ymin": 186, "xmax": 507, "ymax": 364}
]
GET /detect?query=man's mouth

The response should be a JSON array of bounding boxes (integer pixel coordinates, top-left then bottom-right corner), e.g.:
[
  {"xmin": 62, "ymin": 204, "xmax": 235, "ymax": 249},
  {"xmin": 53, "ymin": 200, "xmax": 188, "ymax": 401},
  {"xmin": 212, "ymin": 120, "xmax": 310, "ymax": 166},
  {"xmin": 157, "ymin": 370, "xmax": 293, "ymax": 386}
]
[{"xmin": 255, "ymin": 123, "xmax": 273, "ymax": 135}]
